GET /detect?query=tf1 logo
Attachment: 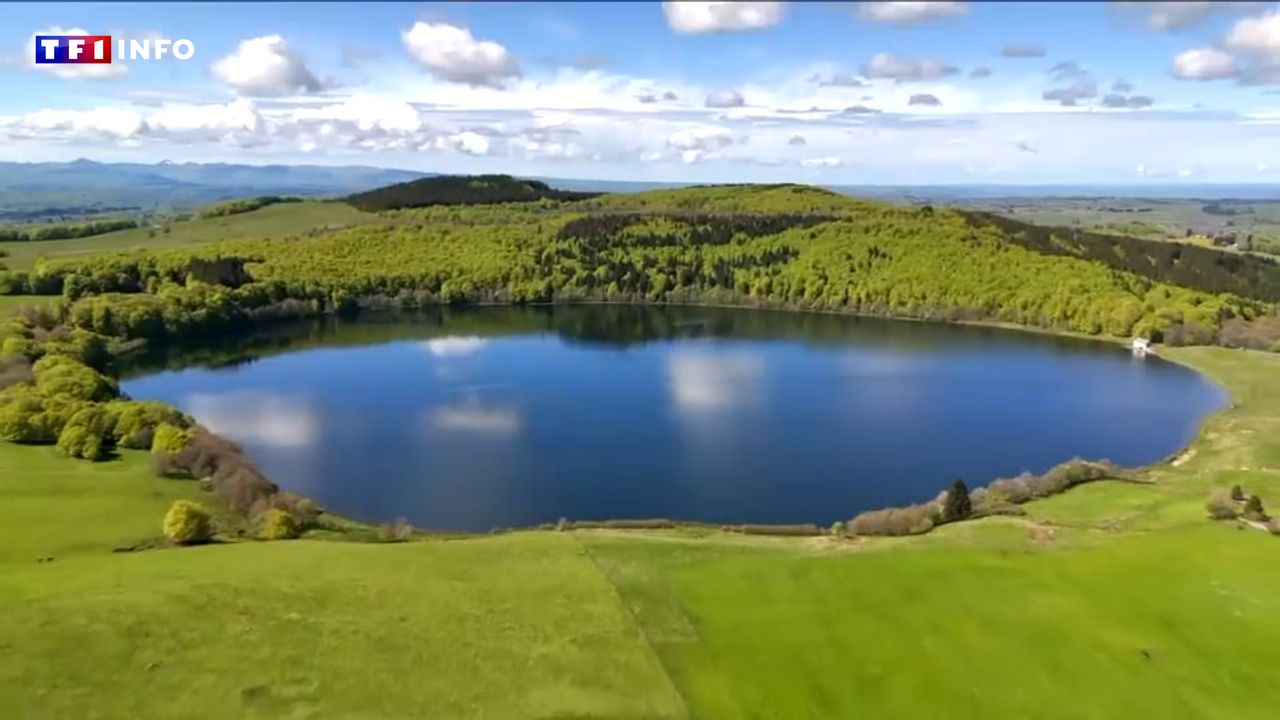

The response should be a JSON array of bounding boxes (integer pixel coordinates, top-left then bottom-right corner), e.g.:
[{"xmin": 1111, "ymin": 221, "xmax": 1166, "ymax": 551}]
[{"xmin": 34, "ymin": 35, "xmax": 196, "ymax": 64}]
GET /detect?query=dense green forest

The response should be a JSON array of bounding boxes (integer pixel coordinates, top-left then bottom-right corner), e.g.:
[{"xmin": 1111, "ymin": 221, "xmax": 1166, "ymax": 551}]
[
  {"xmin": 346, "ymin": 174, "xmax": 598, "ymax": 211},
  {"xmin": 2, "ymin": 183, "xmax": 1279, "ymax": 351}
]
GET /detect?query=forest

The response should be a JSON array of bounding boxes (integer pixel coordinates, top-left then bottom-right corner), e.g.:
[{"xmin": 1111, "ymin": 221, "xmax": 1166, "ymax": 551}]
[
  {"xmin": 1, "ymin": 183, "xmax": 1278, "ymax": 351},
  {"xmin": 346, "ymin": 173, "xmax": 598, "ymax": 211}
]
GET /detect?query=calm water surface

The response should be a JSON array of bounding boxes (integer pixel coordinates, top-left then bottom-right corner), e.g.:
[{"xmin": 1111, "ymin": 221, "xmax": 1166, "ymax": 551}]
[{"xmin": 121, "ymin": 306, "xmax": 1226, "ymax": 530}]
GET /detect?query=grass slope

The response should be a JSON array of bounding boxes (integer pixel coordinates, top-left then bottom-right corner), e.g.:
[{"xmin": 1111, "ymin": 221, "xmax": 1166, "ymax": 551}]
[
  {"xmin": 0, "ymin": 348, "xmax": 1277, "ymax": 718},
  {"xmin": 1, "ymin": 201, "xmax": 377, "ymax": 270}
]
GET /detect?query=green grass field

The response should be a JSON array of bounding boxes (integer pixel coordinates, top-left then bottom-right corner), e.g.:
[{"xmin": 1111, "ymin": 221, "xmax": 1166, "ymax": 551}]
[
  {"xmin": 1, "ymin": 347, "xmax": 1278, "ymax": 718},
  {"xmin": 0, "ymin": 201, "xmax": 378, "ymax": 269}
]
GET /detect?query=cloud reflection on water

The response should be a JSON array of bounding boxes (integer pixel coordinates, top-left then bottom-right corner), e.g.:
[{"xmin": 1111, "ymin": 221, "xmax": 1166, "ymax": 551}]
[{"xmin": 184, "ymin": 390, "xmax": 321, "ymax": 449}]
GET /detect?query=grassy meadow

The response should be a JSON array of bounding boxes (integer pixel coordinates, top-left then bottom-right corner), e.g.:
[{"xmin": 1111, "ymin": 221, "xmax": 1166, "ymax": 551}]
[
  {"xmin": 0, "ymin": 201, "xmax": 378, "ymax": 270},
  {"xmin": 1, "ymin": 346, "xmax": 1278, "ymax": 718}
]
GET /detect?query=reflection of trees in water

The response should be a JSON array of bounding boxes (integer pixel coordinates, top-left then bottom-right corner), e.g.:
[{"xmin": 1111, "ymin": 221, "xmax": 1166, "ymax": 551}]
[{"xmin": 122, "ymin": 304, "xmax": 1125, "ymax": 377}]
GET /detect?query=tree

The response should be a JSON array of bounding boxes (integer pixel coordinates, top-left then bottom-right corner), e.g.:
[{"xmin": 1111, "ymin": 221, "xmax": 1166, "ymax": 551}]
[
  {"xmin": 1242, "ymin": 495, "xmax": 1267, "ymax": 522},
  {"xmin": 941, "ymin": 478, "xmax": 973, "ymax": 523},
  {"xmin": 259, "ymin": 508, "xmax": 299, "ymax": 540}
]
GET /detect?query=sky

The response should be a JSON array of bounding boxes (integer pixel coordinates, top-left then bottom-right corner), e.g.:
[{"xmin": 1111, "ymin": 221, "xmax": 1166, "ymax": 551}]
[{"xmin": 3, "ymin": 1, "xmax": 1280, "ymax": 184}]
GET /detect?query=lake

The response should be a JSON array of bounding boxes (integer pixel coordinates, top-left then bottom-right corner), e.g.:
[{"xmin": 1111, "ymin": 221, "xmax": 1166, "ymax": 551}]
[{"xmin": 121, "ymin": 306, "xmax": 1226, "ymax": 531}]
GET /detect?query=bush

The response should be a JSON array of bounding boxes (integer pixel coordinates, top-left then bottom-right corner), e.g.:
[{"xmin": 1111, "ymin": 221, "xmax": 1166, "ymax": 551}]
[
  {"xmin": 108, "ymin": 400, "xmax": 187, "ymax": 449},
  {"xmin": 150, "ymin": 422, "xmax": 194, "ymax": 455},
  {"xmin": 32, "ymin": 354, "xmax": 116, "ymax": 401},
  {"xmin": 734, "ymin": 524, "xmax": 824, "ymax": 537},
  {"xmin": 1242, "ymin": 495, "xmax": 1268, "ymax": 522},
  {"xmin": 163, "ymin": 500, "xmax": 212, "ymax": 544},
  {"xmin": 55, "ymin": 406, "xmax": 113, "ymax": 460},
  {"xmin": 848, "ymin": 503, "xmax": 938, "ymax": 537},
  {"xmin": 1268, "ymin": 517, "xmax": 1280, "ymax": 535},
  {"xmin": 830, "ymin": 521, "xmax": 845, "ymax": 538},
  {"xmin": 1206, "ymin": 488, "xmax": 1239, "ymax": 520},
  {"xmin": 259, "ymin": 508, "xmax": 299, "ymax": 540},
  {"xmin": 377, "ymin": 518, "xmax": 415, "ymax": 542},
  {"xmin": 254, "ymin": 491, "xmax": 320, "ymax": 531},
  {"xmin": 1230, "ymin": 484, "xmax": 1245, "ymax": 502},
  {"xmin": 941, "ymin": 478, "xmax": 972, "ymax": 524}
]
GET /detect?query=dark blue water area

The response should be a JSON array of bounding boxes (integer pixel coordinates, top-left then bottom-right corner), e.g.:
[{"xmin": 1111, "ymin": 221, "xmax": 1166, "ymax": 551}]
[{"xmin": 120, "ymin": 306, "xmax": 1227, "ymax": 531}]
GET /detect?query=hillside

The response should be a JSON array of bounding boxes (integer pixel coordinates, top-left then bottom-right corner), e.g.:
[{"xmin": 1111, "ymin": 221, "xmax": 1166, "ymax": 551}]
[
  {"xmin": 346, "ymin": 173, "xmax": 599, "ymax": 211},
  {"xmin": 3, "ymin": 182, "xmax": 1279, "ymax": 349}
]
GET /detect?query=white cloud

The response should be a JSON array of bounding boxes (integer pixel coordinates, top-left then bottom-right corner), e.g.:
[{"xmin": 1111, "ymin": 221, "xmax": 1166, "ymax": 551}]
[
  {"xmin": 436, "ymin": 131, "xmax": 492, "ymax": 155},
  {"xmin": 26, "ymin": 27, "xmax": 127, "ymax": 80},
  {"xmin": 662, "ymin": 2, "xmax": 785, "ymax": 33},
  {"xmin": 211, "ymin": 35, "xmax": 321, "ymax": 97},
  {"xmin": 401, "ymin": 21, "xmax": 519, "ymax": 87},
  {"xmin": 1119, "ymin": 1, "xmax": 1262, "ymax": 32},
  {"xmin": 1172, "ymin": 47, "xmax": 1238, "ymax": 80},
  {"xmin": 705, "ymin": 88, "xmax": 745, "ymax": 108},
  {"xmin": 1224, "ymin": 11, "xmax": 1280, "ymax": 59},
  {"xmin": 861, "ymin": 53, "xmax": 958, "ymax": 80},
  {"xmin": 857, "ymin": 2, "xmax": 969, "ymax": 24},
  {"xmin": 16, "ymin": 107, "xmax": 146, "ymax": 139}
]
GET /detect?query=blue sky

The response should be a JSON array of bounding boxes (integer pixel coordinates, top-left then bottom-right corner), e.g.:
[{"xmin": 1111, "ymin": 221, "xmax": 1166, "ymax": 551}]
[{"xmin": 3, "ymin": 1, "xmax": 1280, "ymax": 184}]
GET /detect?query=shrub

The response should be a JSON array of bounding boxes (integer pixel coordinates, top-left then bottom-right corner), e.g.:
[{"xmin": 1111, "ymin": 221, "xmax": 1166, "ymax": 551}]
[
  {"xmin": 254, "ymin": 491, "xmax": 320, "ymax": 531},
  {"xmin": 163, "ymin": 500, "xmax": 212, "ymax": 544},
  {"xmin": 941, "ymin": 478, "xmax": 973, "ymax": 524},
  {"xmin": 259, "ymin": 508, "xmax": 299, "ymax": 540},
  {"xmin": 377, "ymin": 518, "xmax": 415, "ymax": 542},
  {"xmin": 986, "ymin": 459, "xmax": 1123, "ymax": 505},
  {"xmin": 31, "ymin": 354, "xmax": 116, "ymax": 401},
  {"xmin": 1268, "ymin": 517, "xmax": 1280, "ymax": 535},
  {"xmin": 734, "ymin": 524, "xmax": 824, "ymax": 537},
  {"xmin": 150, "ymin": 422, "xmax": 194, "ymax": 455},
  {"xmin": 830, "ymin": 521, "xmax": 845, "ymax": 538},
  {"xmin": 848, "ymin": 503, "xmax": 938, "ymax": 536},
  {"xmin": 108, "ymin": 401, "xmax": 187, "ymax": 449},
  {"xmin": 55, "ymin": 407, "xmax": 112, "ymax": 460},
  {"xmin": 1242, "ymin": 495, "xmax": 1268, "ymax": 522},
  {"xmin": 1230, "ymin": 484, "xmax": 1245, "ymax": 502},
  {"xmin": 1206, "ymin": 488, "xmax": 1239, "ymax": 520}
]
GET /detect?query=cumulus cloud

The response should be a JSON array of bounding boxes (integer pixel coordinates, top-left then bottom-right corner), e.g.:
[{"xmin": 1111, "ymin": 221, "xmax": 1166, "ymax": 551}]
[
  {"xmin": 969, "ymin": 66, "xmax": 993, "ymax": 78},
  {"xmin": 1118, "ymin": 1, "xmax": 1262, "ymax": 32},
  {"xmin": 908, "ymin": 93, "xmax": 942, "ymax": 106},
  {"xmin": 1224, "ymin": 10, "xmax": 1280, "ymax": 59},
  {"xmin": 841, "ymin": 104, "xmax": 883, "ymax": 115},
  {"xmin": 705, "ymin": 88, "xmax": 745, "ymax": 108},
  {"xmin": 801, "ymin": 156, "xmax": 842, "ymax": 167},
  {"xmin": 1172, "ymin": 47, "xmax": 1238, "ymax": 80},
  {"xmin": 26, "ymin": 27, "xmax": 127, "ymax": 80},
  {"xmin": 1000, "ymin": 43, "xmax": 1046, "ymax": 58},
  {"xmin": 788, "ymin": 135, "xmax": 807, "ymax": 146},
  {"xmin": 211, "ymin": 35, "xmax": 322, "ymax": 97},
  {"xmin": 662, "ymin": 1, "xmax": 785, "ymax": 33},
  {"xmin": 860, "ymin": 52, "xmax": 958, "ymax": 81},
  {"xmin": 1112, "ymin": 79, "xmax": 1136, "ymax": 93},
  {"xmin": 402, "ymin": 21, "xmax": 519, "ymax": 87},
  {"xmin": 1043, "ymin": 79, "xmax": 1098, "ymax": 106},
  {"xmin": 857, "ymin": 2, "xmax": 969, "ymax": 24},
  {"xmin": 435, "ymin": 131, "xmax": 492, "ymax": 155}
]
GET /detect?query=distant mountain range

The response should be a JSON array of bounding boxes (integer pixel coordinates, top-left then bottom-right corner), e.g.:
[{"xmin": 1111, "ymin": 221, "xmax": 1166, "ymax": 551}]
[
  {"xmin": 0, "ymin": 159, "xmax": 429, "ymax": 219},
  {"xmin": 2, "ymin": 159, "xmax": 1277, "ymax": 222}
]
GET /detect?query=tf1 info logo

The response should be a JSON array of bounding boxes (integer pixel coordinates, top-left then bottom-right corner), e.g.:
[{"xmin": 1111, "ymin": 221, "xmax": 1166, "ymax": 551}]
[{"xmin": 34, "ymin": 35, "xmax": 196, "ymax": 64}]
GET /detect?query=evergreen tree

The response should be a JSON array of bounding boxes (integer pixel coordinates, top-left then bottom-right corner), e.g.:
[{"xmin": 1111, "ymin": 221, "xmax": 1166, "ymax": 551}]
[{"xmin": 942, "ymin": 478, "xmax": 973, "ymax": 523}]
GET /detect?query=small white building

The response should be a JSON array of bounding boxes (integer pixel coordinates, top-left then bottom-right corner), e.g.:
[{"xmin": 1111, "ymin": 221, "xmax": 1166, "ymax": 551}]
[{"xmin": 1131, "ymin": 337, "xmax": 1154, "ymax": 356}]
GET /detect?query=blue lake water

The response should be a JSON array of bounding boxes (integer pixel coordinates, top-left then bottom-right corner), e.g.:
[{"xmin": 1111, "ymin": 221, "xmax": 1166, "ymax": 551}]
[{"xmin": 121, "ymin": 306, "xmax": 1227, "ymax": 531}]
